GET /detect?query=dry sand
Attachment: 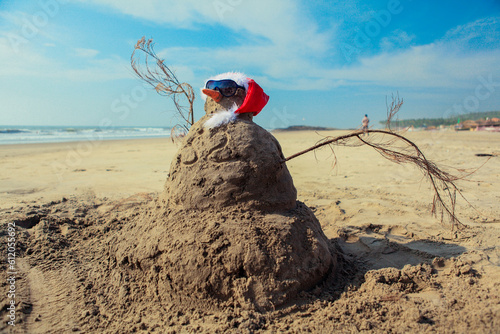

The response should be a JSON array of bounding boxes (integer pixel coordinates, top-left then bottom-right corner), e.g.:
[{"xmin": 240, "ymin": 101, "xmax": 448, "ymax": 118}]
[{"xmin": 1, "ymin": 130, "xmax": 499, "ymax": 333}]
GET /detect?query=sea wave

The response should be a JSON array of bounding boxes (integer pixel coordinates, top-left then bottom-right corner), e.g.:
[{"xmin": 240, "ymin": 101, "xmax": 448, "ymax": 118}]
[{"xmin": 0, "ymin": 126, "xmax": 171, "ymax": 145}]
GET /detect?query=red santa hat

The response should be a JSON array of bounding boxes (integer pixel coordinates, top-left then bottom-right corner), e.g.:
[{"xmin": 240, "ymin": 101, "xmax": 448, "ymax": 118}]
[{"xmin": 202, "ymin": 72, "xmax": 269, "ymax": 116}]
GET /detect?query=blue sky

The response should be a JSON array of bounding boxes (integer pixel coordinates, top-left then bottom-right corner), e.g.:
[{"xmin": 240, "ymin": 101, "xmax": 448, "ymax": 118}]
[{"xmin": 0, "ymin": 0, "xmax": 499, "ymax": 129}]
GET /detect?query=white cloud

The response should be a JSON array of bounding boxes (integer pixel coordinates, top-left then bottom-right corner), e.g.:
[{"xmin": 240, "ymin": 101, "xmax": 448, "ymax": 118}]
[
  {"xmin": 74, "ymin": 48, "xmax": 100, "ymax": 58},
  {"xmin": 0, "ymin": 9, "xmax": 130, "ymax": 82},
  {"xmin": 380, "ymin": 29, "xmax": 415, "ymax": 51},
  {"xmin": 442, "ymin": 16, "xmax": 500, "ymax": 50},
  {"xmin": 70, "ymin": 0, "xmax": 211, "ymax": 27},
  {"xmin": 154, "ymin": 43, "xmax": 329, "ymax": 90},
  {"xmin": 154, "ymin": 38, "xmax": 500, "ymax": 92},
  {"xmin": 89, "ymin": 1, "xmax": 500, "ymax": 93},
  {"xmin": 327, "ymin": 45, "xmax": 500, "ymax": 89},
  {"xmin": 0, "ymin": 34, "xmax": 132, "ymax": 81},
  {"xmin": 70, "ymin": 0, "xmax": 334, "ymax": 68},
  {"xmin": 71, "ymin": 0, "xmax": 332, "ymax": 54},
  {"xmin": 0, "ymin": 34, "xmax": 50, "ymax": 77},
  {"xmin": 0, "ymin": 9, "xmax": 63, "ymax": 46},
  {"xmin": 62, "ymin": 56, "xmax": 135, "ymax": 81},
  {"xmin": 3, "ymin": 1, "xmax": 499, "ymax": 94}
]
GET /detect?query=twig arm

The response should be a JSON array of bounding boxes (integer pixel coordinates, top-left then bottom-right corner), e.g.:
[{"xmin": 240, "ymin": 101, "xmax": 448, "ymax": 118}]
[
  {"xmin": 131, "ymin": 37, "xmax": 195, "ymax": 132},
  {"xmin": 283, "ymin": 93, "xmax": 473, "ymax": 230}
]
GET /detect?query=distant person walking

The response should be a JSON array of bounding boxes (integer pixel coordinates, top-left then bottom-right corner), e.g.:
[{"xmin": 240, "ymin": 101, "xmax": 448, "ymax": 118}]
[{"xmin": 362, "ymin": 114, "xmax": 370, "ymax": 135}]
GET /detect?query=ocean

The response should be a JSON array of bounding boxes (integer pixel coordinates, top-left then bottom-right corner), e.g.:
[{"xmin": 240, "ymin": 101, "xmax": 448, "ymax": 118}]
[{"xmin": 0, "ymin": 125, "xmax": 172, "ymax": 145}]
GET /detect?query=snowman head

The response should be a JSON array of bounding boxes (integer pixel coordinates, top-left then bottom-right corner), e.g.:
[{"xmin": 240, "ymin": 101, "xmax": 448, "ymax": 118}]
[{"xmin": 201, "ymin": 72, "xmax": 269, "ymax": 117}]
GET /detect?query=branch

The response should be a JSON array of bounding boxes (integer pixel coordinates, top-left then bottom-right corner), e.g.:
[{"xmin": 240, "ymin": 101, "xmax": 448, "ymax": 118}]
[
  {"xmin": 131, "ymin": 37, "xmax": 195, "ymax": 135},
  {"xmin": 284, "ymin": 95, "xmax": 475, "ymax": 230}
]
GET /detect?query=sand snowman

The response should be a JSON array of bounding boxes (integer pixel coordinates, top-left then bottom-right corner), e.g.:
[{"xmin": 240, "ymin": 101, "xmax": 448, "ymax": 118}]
[{"xmin": 115, "ymin": 73, "xmax": 336, "ymax": 311}]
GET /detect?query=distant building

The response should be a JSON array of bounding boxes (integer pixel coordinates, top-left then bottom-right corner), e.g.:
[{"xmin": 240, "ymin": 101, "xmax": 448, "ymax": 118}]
[{"xmin": 457, "ymin": 118, "xmax": 500, "ymax": 132}]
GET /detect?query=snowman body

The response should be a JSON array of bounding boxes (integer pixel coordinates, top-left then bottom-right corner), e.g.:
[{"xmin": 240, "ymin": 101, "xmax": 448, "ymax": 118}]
[{"xmin": 115, "ymin": 74, "xmax": 336, "ymax": 311}]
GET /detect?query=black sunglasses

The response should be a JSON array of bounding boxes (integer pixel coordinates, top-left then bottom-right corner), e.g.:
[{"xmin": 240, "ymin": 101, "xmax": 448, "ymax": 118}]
[{"xmin": 205, "ymin": 79, "xmax": 245, "ymax": 97}]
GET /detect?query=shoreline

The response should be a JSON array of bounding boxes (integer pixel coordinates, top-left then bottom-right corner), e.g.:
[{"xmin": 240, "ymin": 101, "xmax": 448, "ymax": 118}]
[
  {"xmin": 0, "ymin": 134, "xmax": 172, "ymax": 147},
  {"xmin": 0, "ymin": 136, "xmax": 171, "ymax": 151},
  {"xmin": 2, "ymin": 126, "xmax": 497, "ymax": 149}
]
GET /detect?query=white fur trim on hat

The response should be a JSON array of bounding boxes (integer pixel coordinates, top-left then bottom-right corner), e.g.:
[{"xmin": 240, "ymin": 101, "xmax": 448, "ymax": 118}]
[{"xmin": 203, "ymin": 103, "xmax": 238, "ymax": 129}]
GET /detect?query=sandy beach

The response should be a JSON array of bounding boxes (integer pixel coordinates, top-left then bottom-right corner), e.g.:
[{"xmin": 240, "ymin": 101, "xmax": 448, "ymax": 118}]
[{"xmin": 1, "ymin": 129, "xmax": 499, "ymax": 333}]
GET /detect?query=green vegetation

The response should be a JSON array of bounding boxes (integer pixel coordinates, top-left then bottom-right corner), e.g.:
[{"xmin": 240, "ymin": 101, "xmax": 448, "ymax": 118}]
[{"xmin": 380, "ymin": 111, "xmax": 500, "ymax": 128}]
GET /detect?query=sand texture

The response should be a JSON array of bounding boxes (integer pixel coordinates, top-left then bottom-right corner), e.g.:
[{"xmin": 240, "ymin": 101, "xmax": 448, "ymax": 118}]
[
  {"xmin": 162, "ymin": 114, "xmax": 297, "ymax": 211},
  {"xmin": 107, "ymin": 116, "xmax": 335, "ymax": 312},
  {"xmin": 1, "ymin": 129, "xmax": 499, "ymax": 333}
]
